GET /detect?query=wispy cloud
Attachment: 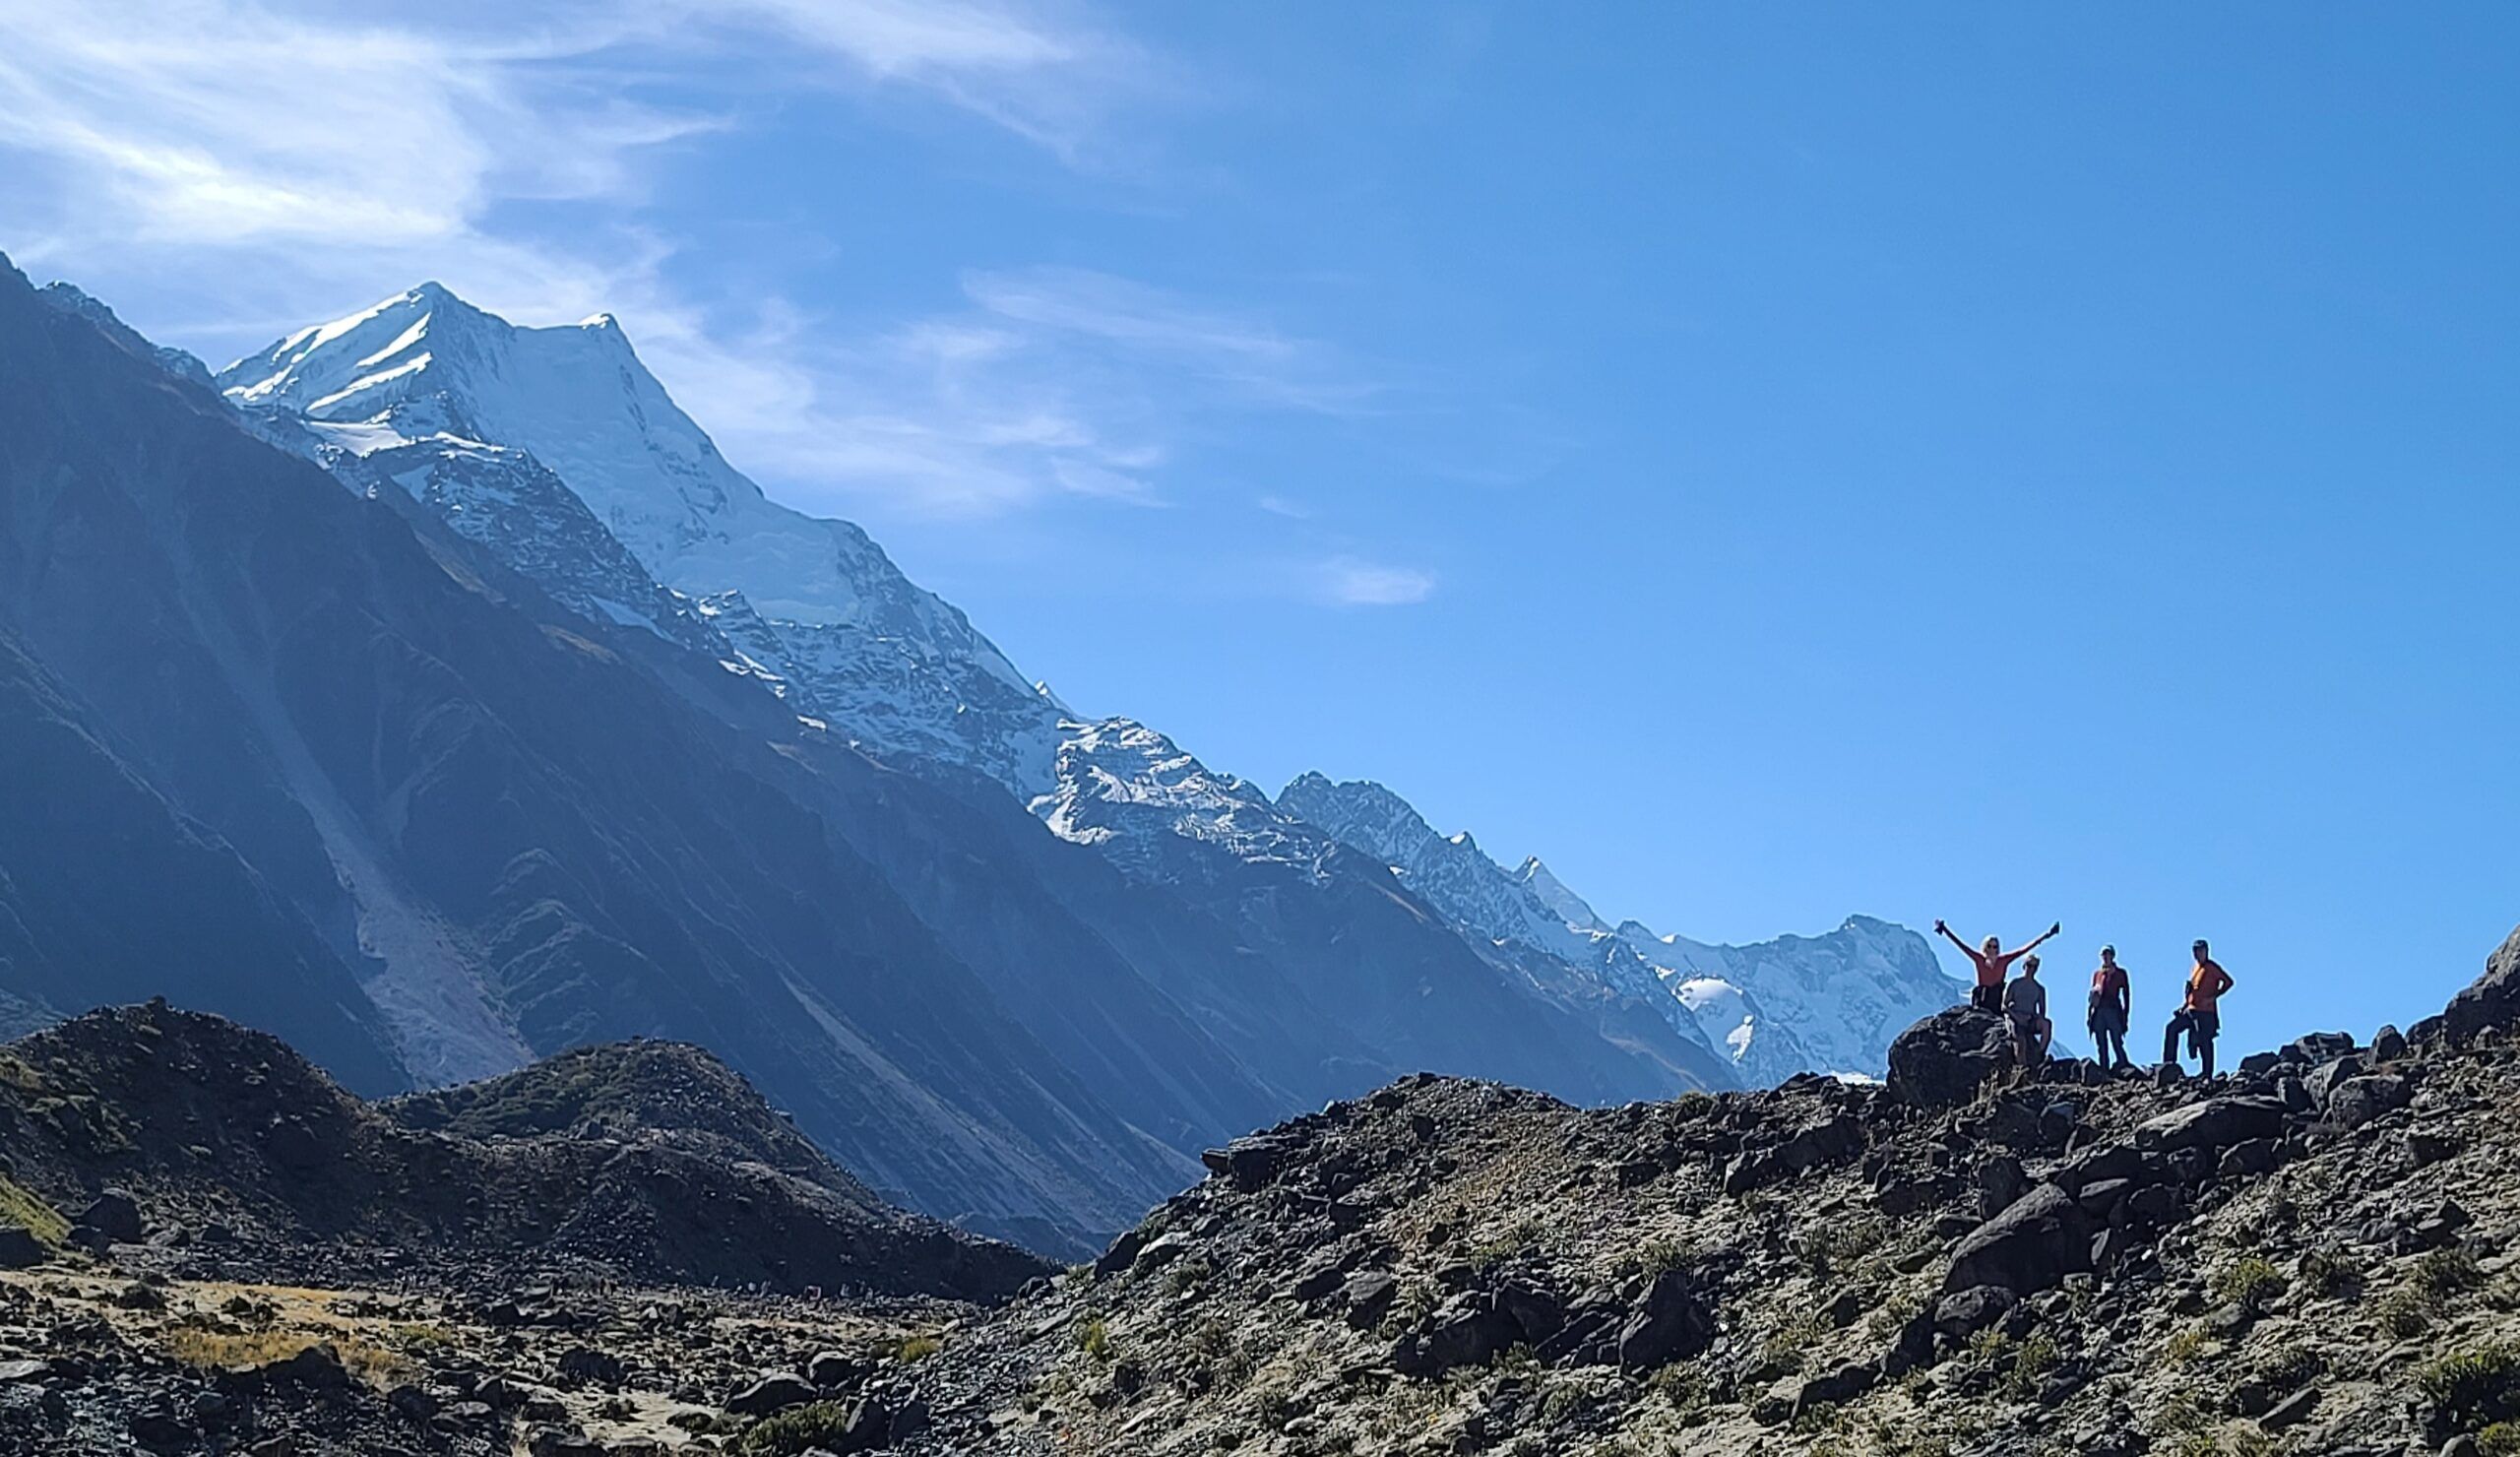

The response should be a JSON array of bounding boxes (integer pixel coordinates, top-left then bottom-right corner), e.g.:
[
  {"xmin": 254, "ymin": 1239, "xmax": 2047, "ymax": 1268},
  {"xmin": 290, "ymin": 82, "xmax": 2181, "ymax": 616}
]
[
  {"xmin": 1316, "ymin": 556, "xmax": 1437, "ymax": 607},
  {"xmin": 0, "ymin": 0, "xmax": 1407, "ymax": 541},
  {"xmin": 965, "ymin": 266, "xmax": 1379, "ymax": 413}
]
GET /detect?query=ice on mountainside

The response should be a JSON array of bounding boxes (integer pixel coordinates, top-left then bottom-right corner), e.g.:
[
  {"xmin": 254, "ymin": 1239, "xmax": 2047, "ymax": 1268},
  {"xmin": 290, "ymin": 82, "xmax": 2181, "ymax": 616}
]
[
  {"xmin": 1619, "ymin": 916, "xmax": 1963, "ymax": 1081},
  {"xmin": 1278, "ymin": 774, "xmax": 1961, "ymax": 1080},
  {"xmin": 1517, "ymin": 856, "xmax": 1610, "ymax": 934},
  {"xmin": 1036, "ymin": 720, "xmax": 1335, "ymax": 881},
  {"xmin": 216, "ymin": 285, "xmax": 1060, "ymax": 794}
]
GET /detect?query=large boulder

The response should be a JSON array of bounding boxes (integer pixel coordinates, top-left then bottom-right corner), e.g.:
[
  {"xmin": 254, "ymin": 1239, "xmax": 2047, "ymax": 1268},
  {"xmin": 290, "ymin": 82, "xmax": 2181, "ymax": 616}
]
[
  {"xmin": 1943, "ymin": 1183, "xmax": 2098, "ymax": 1296},
  {"xmin": 79, "ymin": 1189, "xmax": 144, "ymax": 1246},
  {"xmin": 725, "ymin": 1372, "xmax": 815, "ymax": 1417},
  {"xmin": 1888, "ymin": 1007, "xmax": 2012, "ymax": 1109},
  {"xmin": 1616, "ymin": 1269, "xmax": 1715, "ymax": 1372},
  {"xmin": 2443, "ymin": 925, "xmax": 2520, "ymax": 1045},
  {"xmin": 0, "ymin": 1226, "xmax": 43, "ymax": 1269},
  {"xmin": 2324, "ymin": 1074, "xmax": 2412, "ymax": 1130},
  {"xmin": 2132, "ymin": 1096, "xmax": 2288, "ymax": 1156}
]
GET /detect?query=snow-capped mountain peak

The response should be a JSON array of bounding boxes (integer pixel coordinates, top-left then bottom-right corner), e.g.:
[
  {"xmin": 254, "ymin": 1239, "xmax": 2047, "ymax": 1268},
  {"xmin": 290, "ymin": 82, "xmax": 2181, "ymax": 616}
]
[
  {"xmin": 1516, "ymin": 856, "xmax": 1607, "ymax": 934},
  {"xmin": 217, "ymin": 284, "xmax": 1059, "ymax": 793}
]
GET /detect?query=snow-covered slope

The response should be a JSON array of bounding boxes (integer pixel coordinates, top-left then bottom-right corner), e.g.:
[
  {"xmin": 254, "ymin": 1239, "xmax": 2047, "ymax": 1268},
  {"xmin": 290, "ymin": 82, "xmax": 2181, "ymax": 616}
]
[
  {"xmin": 1275, "ymin": 774, "xmax": 1960, "ymax": 1081},
  {"xmin": 216, "ymin": 285, "xmax": 1061, "ymax": 794},
  {"xmin": 1036, "ymin": 720, "xmax": 1330, "ymax": 882},
  {"xmin": 1620, "ymin": 916, "xmax": 1966, "ymax": 1079}
]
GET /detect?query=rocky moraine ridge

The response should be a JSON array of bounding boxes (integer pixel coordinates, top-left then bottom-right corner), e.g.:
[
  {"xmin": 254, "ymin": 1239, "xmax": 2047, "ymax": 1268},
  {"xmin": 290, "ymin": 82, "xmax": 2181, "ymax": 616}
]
[{"xmin": 1, "ymin": 929, "xmax": 2516, "ymax": 1455}]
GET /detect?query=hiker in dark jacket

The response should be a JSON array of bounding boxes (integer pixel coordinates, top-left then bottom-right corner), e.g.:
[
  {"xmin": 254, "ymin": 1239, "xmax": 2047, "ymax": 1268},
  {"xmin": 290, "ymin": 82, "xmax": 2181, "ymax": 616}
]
[
  {"xmin": 1935, "ymin": 919, "xmax": 2061, "ymax": 1013},
  {"xmin": 2162, "ymin": 939, "xmax": 2236, "ymax": 1078},
  {"xmin": 2087, "ymin": 945, "xmax": 2133, "ymax": 1072},
  {"xmin": 2003, "ymin": 954, "xmax": 2052, "ymax": 1072}
]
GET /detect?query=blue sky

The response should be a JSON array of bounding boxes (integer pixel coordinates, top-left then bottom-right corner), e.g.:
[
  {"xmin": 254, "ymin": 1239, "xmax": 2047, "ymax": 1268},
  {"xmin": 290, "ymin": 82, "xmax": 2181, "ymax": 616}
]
[{"xmin": 3, "ymin": 3, "xmax": 2515, "ymax": 1057}]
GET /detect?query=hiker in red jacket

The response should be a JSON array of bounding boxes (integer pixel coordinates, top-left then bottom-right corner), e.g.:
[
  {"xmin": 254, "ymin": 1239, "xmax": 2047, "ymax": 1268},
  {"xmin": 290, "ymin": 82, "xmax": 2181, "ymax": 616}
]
[
  {"xmin": 2162, "ymin": 939, "xmax": 2236, "ymax": 1078},
  {"xmin": 2087, "ymin": 945, "xmax": 2133, "ymax": 1073},
  {"xmin": 1934, "ymin": 919, "xmax": 2061, "ymax": 1014}
]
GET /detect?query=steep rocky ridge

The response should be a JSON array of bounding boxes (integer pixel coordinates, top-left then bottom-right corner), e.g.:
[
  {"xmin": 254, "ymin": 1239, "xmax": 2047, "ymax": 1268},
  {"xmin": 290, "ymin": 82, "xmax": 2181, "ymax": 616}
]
[
  {"xmin": 0, "ymin": 1003, "xmax": 1049, "ymax": 1300},
  {"xmin": 883, "ymin": 927, "xmax": 2520, "ymax": 1456}
]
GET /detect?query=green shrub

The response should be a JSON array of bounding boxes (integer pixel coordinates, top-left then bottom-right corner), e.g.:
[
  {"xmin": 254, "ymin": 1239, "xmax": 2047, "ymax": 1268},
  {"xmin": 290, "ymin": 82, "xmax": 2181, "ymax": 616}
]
[
  {"xmin": 2419, "ymin": 1342, "xmax": 2520, "ymax": 1425},
  {"xmin": 2004, "ymin": 1334, "xmax": 2058, "ymax": 1398},
  {"xmin": 1466, "ymin": 1217, "xmax": 1544, "ymax": 1270},
  {"xmin": 2377, "ymin": 1286, "xmax": 2435, "ymax": 1338},
  {"xmin": 2213, "ymin": 1256, "xmax": 2286, "ymax": 1313},
  {"xmin": 2298, "ymin": 1244, "xmax": 2360, "ymax": 1297},
  {"xmin": 2415, "ymin": 1246, "xmax": 2485, "ymax": 1298},
  {"xmin": 2163, "ymin": 1326, "xmax": 2207, "ymax": 1364},
  {"xmin": 733, "ymin": 1401, "xmax": 854, "ymax": 1456},
  {"xmin": 1620, "ymin": 1236, "xmax": 1693, "ymax": 1281},
  {"xmin": 896, "ymin": 1334, "xmax": 940, "ymax": 1362},
  {"xmin": 2477, "ymin": 1421, "xmax": 2520, "ymax": 1456},
  {"xmin": 1078, "ymin": 1313, "xmax": 1114, "ymax": 1362},
  {"xmin": 1164, "ymin": 1256, "xmax": 1214, "ymax": 1296}
]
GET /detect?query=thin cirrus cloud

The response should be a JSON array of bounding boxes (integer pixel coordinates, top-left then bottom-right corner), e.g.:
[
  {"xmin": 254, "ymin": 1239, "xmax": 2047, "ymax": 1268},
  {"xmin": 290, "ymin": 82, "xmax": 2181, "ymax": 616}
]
[
  {"xmin": 1316, "ymin": 557, "xmax": 1438, "ymax": 608},
  {"xmin": 0, "ymin": 0, "xmax": 1415, "ymax": 566}
]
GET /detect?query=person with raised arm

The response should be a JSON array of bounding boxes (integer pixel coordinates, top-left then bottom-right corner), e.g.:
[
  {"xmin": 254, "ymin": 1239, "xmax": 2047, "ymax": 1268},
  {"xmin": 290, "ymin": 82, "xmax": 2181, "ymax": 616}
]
[{"xmin": 1934, "ymin": 919, "xmax": 2062, "ymax": 1014}]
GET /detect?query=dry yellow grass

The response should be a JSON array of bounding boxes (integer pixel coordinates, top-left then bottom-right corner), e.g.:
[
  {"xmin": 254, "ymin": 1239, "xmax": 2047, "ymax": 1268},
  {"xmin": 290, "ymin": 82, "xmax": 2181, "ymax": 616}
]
[
  {"xmin": 0, "ymin": 1174, "xmax": 68, "ymax": 1245},
  {"xmin": 162, "ymin": 1327, "xmax": 413, "ymax": 1386}
]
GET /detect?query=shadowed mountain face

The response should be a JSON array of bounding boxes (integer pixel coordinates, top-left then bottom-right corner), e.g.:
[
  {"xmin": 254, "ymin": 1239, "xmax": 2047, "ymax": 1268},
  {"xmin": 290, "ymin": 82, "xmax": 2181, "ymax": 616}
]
[
  {"xmin": 0, "ymin": 259, "xmax": 1737, "ymax": 1256},
  {"xmin": 0, "ymin": 256, "xmax": 1237, "ymax": 1253}
]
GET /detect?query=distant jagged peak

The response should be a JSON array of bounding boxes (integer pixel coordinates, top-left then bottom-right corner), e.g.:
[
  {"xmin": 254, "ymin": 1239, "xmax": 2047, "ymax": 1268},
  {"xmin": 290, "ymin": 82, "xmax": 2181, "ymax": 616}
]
[
  {"xmin": 1276, "ymin": 772, "xmax": 1449, "ymax": 855},
  {"xmin": 1517, "ymin": 855, "xmax": 1608, "ymax": 934},
  {"xmin": 32, "ymin": 280, "xmax": 216, "ymax": 390}
]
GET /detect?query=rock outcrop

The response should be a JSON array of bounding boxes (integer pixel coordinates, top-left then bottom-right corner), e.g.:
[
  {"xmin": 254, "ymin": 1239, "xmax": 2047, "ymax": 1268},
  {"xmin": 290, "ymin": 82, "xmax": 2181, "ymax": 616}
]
[{"xmin": 0, "ymin": 1003, "xmax": 1051, "ymax": 1301}]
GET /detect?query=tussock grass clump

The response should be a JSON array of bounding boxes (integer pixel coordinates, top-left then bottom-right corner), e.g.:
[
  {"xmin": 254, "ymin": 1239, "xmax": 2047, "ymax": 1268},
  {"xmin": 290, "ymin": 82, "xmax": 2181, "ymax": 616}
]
[
  {"xmin": 896, "ymin": 1333, "xmax": 941, "ymax": 1362},
  {"xmin": 732, "ymin": 1401, "xmax": 856, "ymax": 1456},
  {"xmin": 0, "ymin": 1174, "xmax": 68, "ymax": 1246},
  {"xmin": 2298, "ymin": 1244, "xmax": 2360, "ymax": 1297},
  {"xmin": 2415, "ymin": 1246, "xmax": 2485, "ymax": 1298},
  {"xmin": 2418, "ymin": 1341, "xmax": 2520, "ymax": 1425},
  {"xmin": 2212, "ymin": 1255, "xmax": 2285, "ymax": 1313},
  {"xmin": 1077, "ymin": 1313, "xmax": 1114, "ymax": 1362},
  {"xmin": 2003, "ymin": 1333, "xmax": 2058, "ymax": 1398},
  {"xmin": 2377, "ymin": 1285, "xmax": 2436, "ymax": 1338},
  {"xmin": 162, "ymin": 1329, "xmax": 409, "ymax": 1386}
]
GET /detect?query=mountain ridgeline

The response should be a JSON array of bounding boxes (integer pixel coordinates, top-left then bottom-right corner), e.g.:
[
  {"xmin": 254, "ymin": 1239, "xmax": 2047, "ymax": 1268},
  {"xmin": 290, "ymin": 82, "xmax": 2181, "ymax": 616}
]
[{"xmin": 0, "ymin": 256, "xmax": 1954, "ymax": 1253}]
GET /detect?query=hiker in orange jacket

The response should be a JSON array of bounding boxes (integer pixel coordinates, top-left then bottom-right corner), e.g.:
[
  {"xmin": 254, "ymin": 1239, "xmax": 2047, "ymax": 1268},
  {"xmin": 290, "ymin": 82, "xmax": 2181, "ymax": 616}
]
[
  {"xmin": 2161, "ymin": 939, "xmax": 2236, "ymax": 1078},
  {"xmin": 1934, "ymin": 919, "xmax": 2061, "ymax": 1014}
]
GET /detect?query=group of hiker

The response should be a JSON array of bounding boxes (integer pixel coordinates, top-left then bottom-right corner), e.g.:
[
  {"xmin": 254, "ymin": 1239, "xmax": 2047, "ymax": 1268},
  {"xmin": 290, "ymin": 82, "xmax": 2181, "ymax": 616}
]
[{"xmin": 1932, "ymin": 920, "xmax": 2236, "ymax": 1079}]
